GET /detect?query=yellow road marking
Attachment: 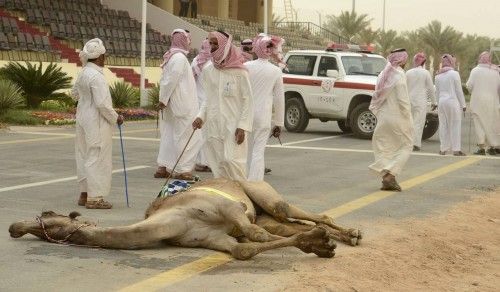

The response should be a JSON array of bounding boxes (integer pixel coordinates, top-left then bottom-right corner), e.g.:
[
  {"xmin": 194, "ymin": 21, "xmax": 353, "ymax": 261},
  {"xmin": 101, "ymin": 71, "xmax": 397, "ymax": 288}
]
[
  {"xmin": 119, "ymin": 156, "xmax": 482, "ymax": 291},
  {"xmin": 119, "ymin": 253, "xmax": 232, "ymax": 292},
  {"xmin": 324, "ymin": 157, "xmax": 482, "ymax": 218}
]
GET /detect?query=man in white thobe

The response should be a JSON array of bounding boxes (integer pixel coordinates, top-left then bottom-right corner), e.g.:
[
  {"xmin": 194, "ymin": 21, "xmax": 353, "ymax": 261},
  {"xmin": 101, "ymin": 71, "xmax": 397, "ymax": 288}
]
[
  {"xmin": 369, "ymin": 49, "xmax": 413, "ymax": 192},
  {"xmin": 466, "ymin": 51, "xmax": 500, "ymax": 155},
  {"xmin": 406, "ymin": 52, "xmax": 436, "ymax": 151},
  {"xmin": 155, "ymin": 29, "xmax": 201, "ymax": 180},
  {"xmin": 245, "ymin": 34, "xmax": 285, "ymax": 181},
  {"xmin": 192, "ymin": 31, "xmax": 253, "ymax": 181},
  {"xmin": 191, "ymin": 39, "xmax": 212, "ymax": 172},
  {"xmin": 435, "ymin": 54, "xmax": 467, "ymax": 156},
  {"xmin": 72, "ymin": 38, "xmax": 123, "ymax": 209}
]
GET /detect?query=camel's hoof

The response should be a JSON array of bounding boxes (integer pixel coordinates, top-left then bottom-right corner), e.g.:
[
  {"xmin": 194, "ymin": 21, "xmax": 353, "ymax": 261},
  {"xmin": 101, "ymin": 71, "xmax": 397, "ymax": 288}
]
[{"xmin": 296, "ymin": 226, "xmax": 337, "ymax": 258}]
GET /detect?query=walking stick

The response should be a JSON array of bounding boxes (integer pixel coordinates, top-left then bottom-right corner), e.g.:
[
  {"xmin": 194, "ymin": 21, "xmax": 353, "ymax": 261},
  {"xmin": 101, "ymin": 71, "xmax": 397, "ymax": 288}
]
[
  {"xmin": 118, "ymin": 124, "xmax": 130, "ymax": 207},
  {"xmin": 468, "ymin": 111, "xmax": 472, "ymax": 153},
  {"xmin": 162, "ymin": 128, "xmax": 197, "ymax": 188}
]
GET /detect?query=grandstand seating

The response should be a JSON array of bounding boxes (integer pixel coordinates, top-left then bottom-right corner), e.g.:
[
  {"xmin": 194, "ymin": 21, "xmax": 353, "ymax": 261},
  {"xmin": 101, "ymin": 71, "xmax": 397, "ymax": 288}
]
[
  {"xmin": 0, "ymin": 0, "xmax": 170, "ymax": 66},
  {"xmin": 0, "ymin": 0, "xmax": 332, "ymax": 87},
  {"xmin": 181, "ymin": 14, "xmax": 327, "ymax": 52}
]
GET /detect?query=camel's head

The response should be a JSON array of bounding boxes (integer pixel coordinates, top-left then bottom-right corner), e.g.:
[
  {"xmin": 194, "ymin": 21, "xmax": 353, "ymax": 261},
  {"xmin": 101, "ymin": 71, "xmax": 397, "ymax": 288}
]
[{"xmin": 9, "ymin": 211, "xmax": 90, "ymax": 240}]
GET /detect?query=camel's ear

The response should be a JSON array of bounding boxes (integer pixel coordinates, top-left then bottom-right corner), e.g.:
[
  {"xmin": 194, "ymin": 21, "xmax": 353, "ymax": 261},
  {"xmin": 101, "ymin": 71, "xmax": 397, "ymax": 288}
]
[{"xmin": 69, "ymin": 211, "xmax": 81, "ymax": 219}]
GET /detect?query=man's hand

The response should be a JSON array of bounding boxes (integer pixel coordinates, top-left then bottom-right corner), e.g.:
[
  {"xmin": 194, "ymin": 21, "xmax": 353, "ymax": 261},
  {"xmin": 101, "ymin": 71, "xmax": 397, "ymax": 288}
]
[
  {"xmin": 431, "ymin": 104, "xmax": 438, "ymax": 111},
  {"xmin": 463, "ymin": 107, "xmax": 467, "ymax": 112},
  {"xmin": 117, "ymin": 115, "xmax": 124, "ymax": 125},
  {"xmin": 235, "ymin": 128, "xmax": 245, "ymax": 145},
  {"xmin": 157, "ymin": 102, "xmax": 166, "ymax": 111},
  {"xmin": 271, "ymin": 126, "xmax": 281, "ymax": 138},
  {"xmin": 192, "ymin": 117, "xmax": 203, "ymax": 129}
]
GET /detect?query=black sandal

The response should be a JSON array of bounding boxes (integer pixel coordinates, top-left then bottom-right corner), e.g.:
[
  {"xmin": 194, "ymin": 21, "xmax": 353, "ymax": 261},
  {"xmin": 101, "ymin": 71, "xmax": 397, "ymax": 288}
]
[{"xmin": 381, "ymin": 180, "xmax": 402, "ymax": 192}]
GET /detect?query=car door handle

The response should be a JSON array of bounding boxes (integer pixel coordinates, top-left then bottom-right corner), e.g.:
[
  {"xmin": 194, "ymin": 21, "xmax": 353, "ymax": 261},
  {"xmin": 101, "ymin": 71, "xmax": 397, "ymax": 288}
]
[{"xmin": 312, "ymin": 80, "xmax": 321, "ymax": 85}]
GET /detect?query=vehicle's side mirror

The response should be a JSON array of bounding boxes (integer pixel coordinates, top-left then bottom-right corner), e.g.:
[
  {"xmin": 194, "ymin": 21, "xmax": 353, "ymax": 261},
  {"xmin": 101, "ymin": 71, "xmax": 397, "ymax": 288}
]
[{"xmin": 326, "ymin": 69, "xmax": 339, "ymax": 78}]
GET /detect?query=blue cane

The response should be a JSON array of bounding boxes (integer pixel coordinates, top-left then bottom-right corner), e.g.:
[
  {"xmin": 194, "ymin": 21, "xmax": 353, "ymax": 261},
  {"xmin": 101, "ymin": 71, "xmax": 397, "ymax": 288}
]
[{"xmin": 118, "ymin": 124, "xmax": 130, "ymax": 207}]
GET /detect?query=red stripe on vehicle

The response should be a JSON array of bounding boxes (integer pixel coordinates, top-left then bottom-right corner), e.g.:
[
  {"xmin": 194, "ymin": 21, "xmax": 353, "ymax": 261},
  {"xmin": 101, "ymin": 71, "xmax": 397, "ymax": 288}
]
[
  {"xmin": 283, "ymin": 77, "xmax": 321, "ymax": 86},
  {"xmin": 333, "ymin": 82, "xmax": 375, "ymax": 90}
]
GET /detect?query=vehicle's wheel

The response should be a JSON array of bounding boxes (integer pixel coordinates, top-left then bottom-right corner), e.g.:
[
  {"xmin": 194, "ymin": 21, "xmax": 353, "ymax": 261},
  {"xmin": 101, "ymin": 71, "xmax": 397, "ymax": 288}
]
[
  {"xmin": 337, "ymin": 120, "xmax": 352, "ymax": 133},
  {"xmin": 422, "ymin": 113, "xmax": 439, "ymax": 140},
  {"xmin": 284, "ymin": 97, "xmax": 310, "ymax": 133},
  {"xmin": 349, "ymin": 102, "xmax": 376, "ymax": 139}
]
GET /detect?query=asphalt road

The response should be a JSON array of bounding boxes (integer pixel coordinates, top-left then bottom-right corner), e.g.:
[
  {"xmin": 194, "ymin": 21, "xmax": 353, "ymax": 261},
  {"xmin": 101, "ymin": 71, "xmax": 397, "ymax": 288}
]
[{"xmin": 0, "ymin": 117, "xmax": 498, "ymax": 291}]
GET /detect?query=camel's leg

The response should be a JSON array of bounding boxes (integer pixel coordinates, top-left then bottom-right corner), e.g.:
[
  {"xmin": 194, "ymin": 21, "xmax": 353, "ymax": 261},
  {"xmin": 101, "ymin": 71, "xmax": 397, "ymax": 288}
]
[
  {"xmin": 240, "ymin": 181, "xmax": 362, "ymax": 245},
  {"xmin": 256, "ymin": 214, "xmax": 359, "ymax": 246},
  {"xmin": 55, "ymin": 211, "xmax": 188, "ymax": 249},
  {"xmin": 202, "ymin": 226, "xmax": 336, "ymax": 260},
  {"xmin": 255, "ymin": 214, "xmax": 313, "ymax": 237},
  {"xmin": 217, "ymin": 200, "xmax": 283, "ymax": 242}
]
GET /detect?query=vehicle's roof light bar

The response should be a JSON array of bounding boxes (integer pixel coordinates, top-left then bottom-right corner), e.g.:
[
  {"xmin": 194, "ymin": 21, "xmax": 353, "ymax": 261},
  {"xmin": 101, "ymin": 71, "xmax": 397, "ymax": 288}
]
[{"xmin": 326, "ymin": 43, "xmax": 375, "ymax": 53}]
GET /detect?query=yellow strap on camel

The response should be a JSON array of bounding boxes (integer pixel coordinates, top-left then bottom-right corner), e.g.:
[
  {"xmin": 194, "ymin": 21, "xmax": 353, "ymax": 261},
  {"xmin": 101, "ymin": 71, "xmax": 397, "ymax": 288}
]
[{"xmin": 190, "ymin": 187, "xmax": 239, "ymax": 202}]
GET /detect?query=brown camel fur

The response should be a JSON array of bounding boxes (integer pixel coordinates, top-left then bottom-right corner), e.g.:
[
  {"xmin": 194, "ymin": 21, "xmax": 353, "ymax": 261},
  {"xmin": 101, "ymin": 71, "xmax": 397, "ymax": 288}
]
[{"xmin": 8, "ymin": 178, "xmax": 361, "ymax": 260}]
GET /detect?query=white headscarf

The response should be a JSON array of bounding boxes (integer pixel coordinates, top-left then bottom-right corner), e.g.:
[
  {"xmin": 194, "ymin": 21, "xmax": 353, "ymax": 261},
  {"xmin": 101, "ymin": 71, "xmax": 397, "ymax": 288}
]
[{"xmin": 79, "ymin": 38, "xmax": 106, "ymax": 65}]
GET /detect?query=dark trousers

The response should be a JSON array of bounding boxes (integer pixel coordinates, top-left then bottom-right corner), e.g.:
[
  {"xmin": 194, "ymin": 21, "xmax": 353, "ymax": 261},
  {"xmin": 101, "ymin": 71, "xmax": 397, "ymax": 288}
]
[
  {"xmin": 191, "ymin": 1, "xmax": 197, "ymax": 18},
  {"xmin": 179, "ymin": 2, "xmax": 189, "ymax": 17}
]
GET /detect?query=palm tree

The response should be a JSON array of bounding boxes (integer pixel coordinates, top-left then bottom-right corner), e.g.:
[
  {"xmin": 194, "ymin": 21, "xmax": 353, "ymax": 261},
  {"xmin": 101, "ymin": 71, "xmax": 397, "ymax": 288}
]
[
  {"xmin": 272, "ymin": 13, "xmax": 286, "ymax": 27},
  {"xmin": 375, "ymin": 29, "xmax": 404, "ymax": 56},
  {"xmin": 355, "ymin": 28, "xmax": 379, "ymax": 46},
  {"xmin": 325, "ymin": 11, "xmax": 371, "ymax": 42},
  {"xmin": 0, "ymin": 62, "xmax": 72, "ymax": 108},
  {"xmin": 418, "ymin": 20, "xmax": 464, "ymax": 73},
  {"xmin": 456, "ymin": 34, "xmax": 491, "ymax": 78}
]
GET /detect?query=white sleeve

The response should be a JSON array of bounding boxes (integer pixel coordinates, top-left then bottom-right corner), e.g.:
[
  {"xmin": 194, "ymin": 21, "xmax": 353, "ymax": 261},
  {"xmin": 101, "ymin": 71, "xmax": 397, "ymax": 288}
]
[
  {"xmin": 197, "ymin": 68, "xmax": 208, "ymax": 122},
  {"xmin": 454, "ymin": 72, "xmax": 466, "ymax": 108},
  {"xmin": 272, "ymin": 70, "xmax": 285, "ymax": 127},
  {"xmin": 91, "ymin": 76, "xmax": 118, "ymax": 124},
  {"xmin": 425, "ymin": 71, "xmax": 436, "ymax": 104},
  {"xmin": 466, "ymin": 70, "xmax": 474, "ymax": 91},
  {"xmin": 159, "ymin": 54, "xmax": 184, "ymax": 105},
  {"xmin": 237, "ymin": 72, "xmax": 254, "ymax": 132}
]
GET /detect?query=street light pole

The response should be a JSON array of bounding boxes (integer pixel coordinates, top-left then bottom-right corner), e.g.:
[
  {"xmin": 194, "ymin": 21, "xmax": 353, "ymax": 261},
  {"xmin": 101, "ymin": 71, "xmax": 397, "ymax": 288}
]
[
  {"xmin": 264, "ymin": 0, "xmax": 268, "ymax": 34},
  {"xmin": 139, "ymin": 0, "xmax": 147, "ymax": 107},
  {"xmin": 316, "ymin": 10, "xmax": 322, "ymax": 27},
  {"xmin": 382, "ymin": 0, "xmax": 386, "ymax": 31}
]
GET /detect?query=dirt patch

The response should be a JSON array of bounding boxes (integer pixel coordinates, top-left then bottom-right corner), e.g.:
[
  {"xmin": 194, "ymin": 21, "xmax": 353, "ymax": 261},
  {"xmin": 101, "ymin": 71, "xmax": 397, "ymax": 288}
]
[{"xmin": 283, "ymin": 193, "xmax": 500, "ymax": 291}]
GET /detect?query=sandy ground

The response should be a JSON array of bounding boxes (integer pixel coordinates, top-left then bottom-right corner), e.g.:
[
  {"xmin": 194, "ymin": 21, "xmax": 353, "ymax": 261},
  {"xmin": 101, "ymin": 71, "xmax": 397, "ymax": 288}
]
[{"xmin": 279, "ymin": 191, "xmax": 500, "ymax": 292}]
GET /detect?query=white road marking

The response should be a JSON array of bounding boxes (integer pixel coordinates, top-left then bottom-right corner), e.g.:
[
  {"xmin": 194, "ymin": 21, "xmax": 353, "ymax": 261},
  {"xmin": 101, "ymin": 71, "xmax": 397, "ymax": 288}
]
[
  {"xmin": 278, "ymin": 134, "xmax": 348, "ymax": 146},
  {"xmin": 0, "ymin": 165, "xmax": 149, "ymax": 193},
  {"xmin": 266, "ymin": 144, "xmax": 500, "ymax": 160},
  {"xmin": 10, "ymin": 131, "xmax": 500, "ymax": 160}
]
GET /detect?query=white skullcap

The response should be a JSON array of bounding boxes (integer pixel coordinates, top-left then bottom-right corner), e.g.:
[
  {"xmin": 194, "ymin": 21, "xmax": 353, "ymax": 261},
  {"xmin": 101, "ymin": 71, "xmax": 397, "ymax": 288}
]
[{"xmin": 79, "ymin": 38, "xmax": 106, "ymax": 65}]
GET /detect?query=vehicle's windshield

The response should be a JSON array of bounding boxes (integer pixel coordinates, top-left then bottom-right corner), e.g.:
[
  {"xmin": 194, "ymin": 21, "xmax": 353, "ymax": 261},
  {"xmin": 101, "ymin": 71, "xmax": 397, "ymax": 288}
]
[{"xmin": 341, "ymin": 56, "xmax": 387, "ymax": 76}]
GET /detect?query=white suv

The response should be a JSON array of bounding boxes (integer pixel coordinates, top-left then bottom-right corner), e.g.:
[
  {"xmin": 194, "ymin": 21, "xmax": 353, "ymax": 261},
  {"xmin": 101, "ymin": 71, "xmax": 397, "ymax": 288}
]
[{"xmin": 282, "ymin": 46, "xmax": 439, "ymax": 139}]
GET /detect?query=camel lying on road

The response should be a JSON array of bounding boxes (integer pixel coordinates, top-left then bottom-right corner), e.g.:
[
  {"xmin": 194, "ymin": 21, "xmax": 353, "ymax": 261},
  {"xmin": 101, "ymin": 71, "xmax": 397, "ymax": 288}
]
[{"xmin": 9, "ymin": 179, "xmax": 361, "ymax": 260}]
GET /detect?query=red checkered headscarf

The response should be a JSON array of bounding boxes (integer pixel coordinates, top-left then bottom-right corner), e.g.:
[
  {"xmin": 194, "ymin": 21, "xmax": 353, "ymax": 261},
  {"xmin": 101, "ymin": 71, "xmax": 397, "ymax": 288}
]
[
  {"xmin": 253, "ymin": 33, "xmax": 286, "ymax": 68},
  {"xmin": 437, "ymin": 54, "xmax": 455, "ymax": 75},
  {"xmin": 369, "ymin": 49, "xmax": 408, "ymax": 114},
  {"xmin": 413, "ymin": 52, "xmax": 426, "ymax": 67},
  {"xmin": 209, "ymin": 31, "xmax": 245, "ymax": 70},
  {"xmin": 192, "ymin": 39, "xmax": 211, "ymax": 77},
  {"xmin": 161, "ymin": 29, "xmax": 191, "ymax": 68}
]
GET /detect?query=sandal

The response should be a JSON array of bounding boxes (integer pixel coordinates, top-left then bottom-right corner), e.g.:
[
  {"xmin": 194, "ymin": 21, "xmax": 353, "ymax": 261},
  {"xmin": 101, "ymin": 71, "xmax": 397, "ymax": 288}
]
[
  {"xmin": 381, "ymin": 179, "xmax": 402, "ymax": 192},
  {"xmin": 173, "ymin": 172, "xmax": 195, "ymax": 181},
  {"xmin": 453, "ymin": 151, "xmax": 466, "ymax": 156},
  {"xmin": 194, "ymin": 164, "xmax": 212, "ymax": 172},
  {"xmin": 154, "ymin": 166, "xmax": 170, "ymax": 178},
  {"xmin": 439, "ymin": 151, "xmax": 446, "ymax": 155},
  {"xmin": 85, "ymin": 198, "xmax": 112, "ymax": 209},
  {"xmin": 77, "ymin": 192, "xmax": 87, "ymax": 206}
]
